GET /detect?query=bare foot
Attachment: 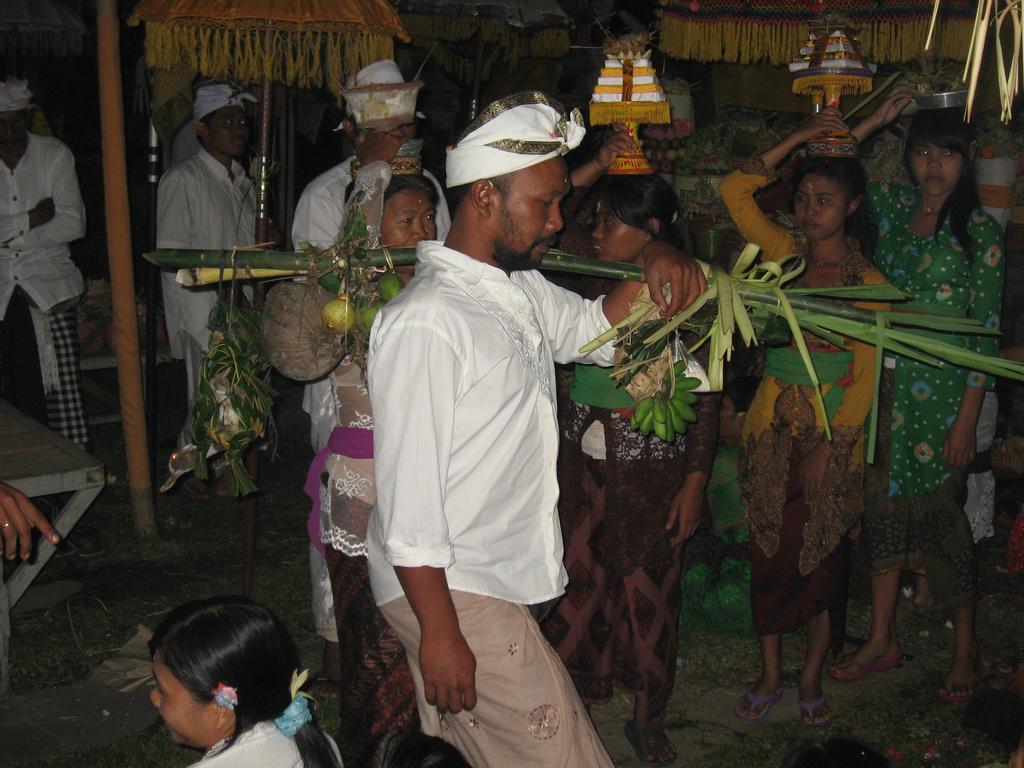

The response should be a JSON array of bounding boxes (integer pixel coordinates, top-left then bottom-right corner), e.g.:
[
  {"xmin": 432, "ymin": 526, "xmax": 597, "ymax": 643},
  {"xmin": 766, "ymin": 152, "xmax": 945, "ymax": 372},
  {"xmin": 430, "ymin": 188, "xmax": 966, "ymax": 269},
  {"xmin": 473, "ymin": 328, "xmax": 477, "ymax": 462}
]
[{"xmin": 624, "ymin": 720, "xmax": 677, "ymax": 765}]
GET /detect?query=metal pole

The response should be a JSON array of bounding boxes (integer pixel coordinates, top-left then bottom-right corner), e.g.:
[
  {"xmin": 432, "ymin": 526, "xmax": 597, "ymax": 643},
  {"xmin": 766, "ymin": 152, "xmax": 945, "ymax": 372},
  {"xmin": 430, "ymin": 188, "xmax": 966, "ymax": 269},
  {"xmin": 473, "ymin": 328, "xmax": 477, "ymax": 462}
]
[{"xmin": 145, "ymin": 116, "xmax": 160, "ymax": 484}]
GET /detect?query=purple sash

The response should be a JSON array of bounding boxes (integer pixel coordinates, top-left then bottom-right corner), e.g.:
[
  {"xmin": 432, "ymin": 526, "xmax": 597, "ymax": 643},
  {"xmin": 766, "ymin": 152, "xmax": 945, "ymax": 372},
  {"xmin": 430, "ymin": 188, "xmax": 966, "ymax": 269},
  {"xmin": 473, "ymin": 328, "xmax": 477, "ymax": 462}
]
[{"xmin": 305, "ymin": 426, "xmax": 374, "ymax": 555}]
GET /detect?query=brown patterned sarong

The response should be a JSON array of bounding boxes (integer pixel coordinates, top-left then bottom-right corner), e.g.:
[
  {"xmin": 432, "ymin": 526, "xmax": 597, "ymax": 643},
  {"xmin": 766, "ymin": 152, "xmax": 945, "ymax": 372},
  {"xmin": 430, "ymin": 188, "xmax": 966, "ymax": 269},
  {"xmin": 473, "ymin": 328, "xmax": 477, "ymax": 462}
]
[
  {"xmin": 749, "ymin": 444, "xmax": 850, "ymax": 653},
  {"xmin": 542, "ymin": 405, "xmax": 684, "ymax": 722},
  {"xmin": 861, "ymin": 369, "xmax": 976, "ymax": 611},
  {"xmin": 326, "ymin": 549, "xmax": 418, "ymax": 764}
]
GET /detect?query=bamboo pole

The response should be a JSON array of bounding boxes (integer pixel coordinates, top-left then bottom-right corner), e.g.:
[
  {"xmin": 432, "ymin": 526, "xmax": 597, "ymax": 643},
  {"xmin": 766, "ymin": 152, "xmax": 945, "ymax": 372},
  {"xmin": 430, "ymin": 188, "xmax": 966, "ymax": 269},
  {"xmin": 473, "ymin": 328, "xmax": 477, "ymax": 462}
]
[{"xmin": 97, "ymin": 0, "xmax": 156, "ymax": 536}]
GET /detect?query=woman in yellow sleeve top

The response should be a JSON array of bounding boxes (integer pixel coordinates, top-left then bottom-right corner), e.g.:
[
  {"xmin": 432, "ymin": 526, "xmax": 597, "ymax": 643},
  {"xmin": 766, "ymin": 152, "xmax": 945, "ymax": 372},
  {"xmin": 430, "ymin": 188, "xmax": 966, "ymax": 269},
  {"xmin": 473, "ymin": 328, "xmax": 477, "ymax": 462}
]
[{"xmin": 720, "ymin": 110, "xmax": 889, "ymax": 726}]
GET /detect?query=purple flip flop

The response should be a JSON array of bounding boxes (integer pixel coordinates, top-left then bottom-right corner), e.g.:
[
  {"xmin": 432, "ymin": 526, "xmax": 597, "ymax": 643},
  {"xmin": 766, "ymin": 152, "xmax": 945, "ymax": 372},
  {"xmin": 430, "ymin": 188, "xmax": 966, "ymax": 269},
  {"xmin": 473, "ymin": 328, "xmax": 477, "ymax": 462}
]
[
  {"xmin": 799, "ymin": 695, "xmax": 832, "ymax": 726},
  {"xmin": 735, "ymin": 687, "xmax": 783, "ymax": 722}
]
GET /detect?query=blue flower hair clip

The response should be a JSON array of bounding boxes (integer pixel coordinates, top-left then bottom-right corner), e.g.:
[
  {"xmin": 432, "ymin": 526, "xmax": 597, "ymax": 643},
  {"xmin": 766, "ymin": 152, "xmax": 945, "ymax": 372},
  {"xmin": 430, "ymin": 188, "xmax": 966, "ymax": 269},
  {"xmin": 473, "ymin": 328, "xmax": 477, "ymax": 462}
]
[
  {"xmin": 274, "ymin": 669, "xmax": 312, "ymax": 738},
  {"xmin": 212, "ymin": 682, "xmax": 238, "ymax": 711}
]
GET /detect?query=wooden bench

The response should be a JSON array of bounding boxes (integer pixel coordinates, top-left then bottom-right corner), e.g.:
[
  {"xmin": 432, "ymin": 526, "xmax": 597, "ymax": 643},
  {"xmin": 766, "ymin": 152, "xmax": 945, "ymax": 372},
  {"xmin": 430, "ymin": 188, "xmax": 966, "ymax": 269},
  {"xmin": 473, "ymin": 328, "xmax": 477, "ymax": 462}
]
[{"xmin": 0, "ymin": 399, "xmax": 104, "ymax": 697}]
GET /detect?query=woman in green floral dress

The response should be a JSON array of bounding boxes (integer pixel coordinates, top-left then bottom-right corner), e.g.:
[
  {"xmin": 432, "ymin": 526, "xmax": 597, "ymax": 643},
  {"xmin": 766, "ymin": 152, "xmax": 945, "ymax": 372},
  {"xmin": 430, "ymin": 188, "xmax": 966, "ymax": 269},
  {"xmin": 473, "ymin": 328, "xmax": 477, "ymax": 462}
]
[{"xmin": 829, "ymin": 97, "xmax": 1005, "ymax": 702}]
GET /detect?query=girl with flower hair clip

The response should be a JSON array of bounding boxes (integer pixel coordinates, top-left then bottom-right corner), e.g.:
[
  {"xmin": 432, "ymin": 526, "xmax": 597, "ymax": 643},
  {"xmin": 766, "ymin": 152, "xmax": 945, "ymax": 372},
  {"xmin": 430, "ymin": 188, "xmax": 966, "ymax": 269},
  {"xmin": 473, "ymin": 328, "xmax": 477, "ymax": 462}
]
[{"xmin": 149, "ymin": 596, "xmax": 342, "ymax": 767}]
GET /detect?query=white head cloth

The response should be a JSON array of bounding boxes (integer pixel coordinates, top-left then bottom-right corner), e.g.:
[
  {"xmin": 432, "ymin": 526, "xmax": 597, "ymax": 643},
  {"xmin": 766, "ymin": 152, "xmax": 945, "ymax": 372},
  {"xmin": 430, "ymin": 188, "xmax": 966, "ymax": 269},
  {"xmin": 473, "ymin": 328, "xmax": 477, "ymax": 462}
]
[
  {"xmin": 193, "ymin": 82, "xmax": 256, "ymax": 123},
  {"xmin": 0, "ymin": 78, "xmax": 32, "ymax": 113},
  {"xmin": 345, "ymin": 59, "xmax": 404, "ymax": 90},
  {"xmin": 339, "ymin": 59, "xmax": 422, "ymax": 128},
  {"xmin": 445, "ymin": 92, "xmax": 586, "ymax": 188}
]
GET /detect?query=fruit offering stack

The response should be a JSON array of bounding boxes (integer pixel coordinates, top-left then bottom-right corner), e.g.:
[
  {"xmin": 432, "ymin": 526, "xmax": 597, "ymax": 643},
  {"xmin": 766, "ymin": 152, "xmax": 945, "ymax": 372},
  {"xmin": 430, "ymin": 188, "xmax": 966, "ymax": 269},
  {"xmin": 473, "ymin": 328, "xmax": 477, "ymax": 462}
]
[{"xmin": 641, "ymin": 120, "xmax": 694, "ymax": 174}]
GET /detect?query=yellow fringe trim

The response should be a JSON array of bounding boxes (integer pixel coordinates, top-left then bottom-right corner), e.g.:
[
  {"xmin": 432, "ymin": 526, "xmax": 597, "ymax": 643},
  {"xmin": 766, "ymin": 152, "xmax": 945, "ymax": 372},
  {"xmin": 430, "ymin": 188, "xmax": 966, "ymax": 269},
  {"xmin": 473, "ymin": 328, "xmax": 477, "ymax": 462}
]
[
  {"xmin": 792, "ymin": 74, "xmax": 874, "ymax": 95},
  {"xmin": 659, "ymin": 15, "xmax": 975, "ymax": 65},
  {"xmin": 590, "ymin": 101, "xmax": 671, "ymax": 125},
  {"xmin": 143, "ymin": 23, "xmax": 396, "ymax": 96},
  {"xmin": 402, "ymin": 14, "xmax": 569, "ymax": 79}
]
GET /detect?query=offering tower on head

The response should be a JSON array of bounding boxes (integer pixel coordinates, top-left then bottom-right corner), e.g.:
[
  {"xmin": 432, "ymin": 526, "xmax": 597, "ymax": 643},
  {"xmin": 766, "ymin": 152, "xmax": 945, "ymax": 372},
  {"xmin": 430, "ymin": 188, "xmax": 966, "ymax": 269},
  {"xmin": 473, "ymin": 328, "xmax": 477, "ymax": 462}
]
[
  {"xmin": 589, "ymin": 34, "xmax": 670, "ymax": 174},
  {"xmin": 789, "ymin": 15, "xmax": 876, "ymax": 156}
]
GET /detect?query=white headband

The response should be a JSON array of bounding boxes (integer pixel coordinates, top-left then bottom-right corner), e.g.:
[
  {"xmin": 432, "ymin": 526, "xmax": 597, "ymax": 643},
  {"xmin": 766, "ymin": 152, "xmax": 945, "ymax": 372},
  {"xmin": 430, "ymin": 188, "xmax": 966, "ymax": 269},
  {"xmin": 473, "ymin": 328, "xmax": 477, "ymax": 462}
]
[
  {"xmin": 0, "ymin": 78, "xmax": 32, "ymax": 113},
  {"xmin": 445, "ymin": 92, "xmax": 586, "ymax": 188},
  {"xmin": 193, "ymin": 82, "xmax": 256, "ymax": 123}
]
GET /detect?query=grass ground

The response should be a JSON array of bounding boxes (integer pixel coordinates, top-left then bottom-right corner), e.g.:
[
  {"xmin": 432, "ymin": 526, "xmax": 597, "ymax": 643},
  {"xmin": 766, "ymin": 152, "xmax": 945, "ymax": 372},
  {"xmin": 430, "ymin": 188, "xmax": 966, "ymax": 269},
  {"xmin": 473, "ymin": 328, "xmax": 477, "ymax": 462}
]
[{"xmin": 6, "ymin": 362, "xmax": 1023, "ymax": 766}]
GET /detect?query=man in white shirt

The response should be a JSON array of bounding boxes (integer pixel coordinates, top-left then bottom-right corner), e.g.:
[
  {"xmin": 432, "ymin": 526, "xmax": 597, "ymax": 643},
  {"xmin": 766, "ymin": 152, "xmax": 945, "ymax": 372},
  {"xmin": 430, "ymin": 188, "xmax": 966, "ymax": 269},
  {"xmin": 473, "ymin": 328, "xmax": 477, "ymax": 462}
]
[
  {"xmin": 367, "ymin": 92, "xmax": 705, "ymax": 766},
  {"xmin": 0, "ymin": 77, "xmax": 89, "ymax": 448},
  {"xmin": 157, "ymin": 82, "xmax": 256, "ymax": 450}
]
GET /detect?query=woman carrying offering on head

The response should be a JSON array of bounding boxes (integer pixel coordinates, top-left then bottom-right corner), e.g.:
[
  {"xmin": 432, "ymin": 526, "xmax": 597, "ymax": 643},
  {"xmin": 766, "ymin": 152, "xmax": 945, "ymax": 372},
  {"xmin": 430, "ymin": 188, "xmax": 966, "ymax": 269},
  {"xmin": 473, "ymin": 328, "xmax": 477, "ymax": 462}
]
[{"xmin": 720, "ymin": 109, "xmax": 888, "ymax": 726}]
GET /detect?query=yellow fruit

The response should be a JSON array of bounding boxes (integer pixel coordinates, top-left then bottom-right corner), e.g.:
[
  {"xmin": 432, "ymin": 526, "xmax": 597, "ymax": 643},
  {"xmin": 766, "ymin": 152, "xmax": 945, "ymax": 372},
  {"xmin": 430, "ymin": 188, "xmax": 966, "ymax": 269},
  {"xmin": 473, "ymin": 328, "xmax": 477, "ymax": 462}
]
[
  {"xmin": 378, "ymin": 273, "xmax": 403, "ymax": 302},
  {"xmin": 322, "ymin": 296, "xmax": 357, "ymax": 333}
]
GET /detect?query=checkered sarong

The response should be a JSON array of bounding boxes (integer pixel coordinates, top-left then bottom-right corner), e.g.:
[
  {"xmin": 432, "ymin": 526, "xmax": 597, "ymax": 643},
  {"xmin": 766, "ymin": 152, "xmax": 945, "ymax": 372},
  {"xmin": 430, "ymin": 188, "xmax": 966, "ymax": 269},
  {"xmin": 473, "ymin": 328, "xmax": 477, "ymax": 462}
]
[{"xmin": 45, "ymin": 309, "xmax": 90, "ymax": 449}]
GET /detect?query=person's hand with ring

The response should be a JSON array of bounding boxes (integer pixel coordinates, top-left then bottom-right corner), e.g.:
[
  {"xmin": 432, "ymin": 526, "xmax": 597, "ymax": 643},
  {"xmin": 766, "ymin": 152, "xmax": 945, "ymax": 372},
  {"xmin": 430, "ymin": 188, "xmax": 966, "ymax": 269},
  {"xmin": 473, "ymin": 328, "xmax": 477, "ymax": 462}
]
[{"xmin": 0, "ymin": 481, "xmax": 60, "ymax": 560}]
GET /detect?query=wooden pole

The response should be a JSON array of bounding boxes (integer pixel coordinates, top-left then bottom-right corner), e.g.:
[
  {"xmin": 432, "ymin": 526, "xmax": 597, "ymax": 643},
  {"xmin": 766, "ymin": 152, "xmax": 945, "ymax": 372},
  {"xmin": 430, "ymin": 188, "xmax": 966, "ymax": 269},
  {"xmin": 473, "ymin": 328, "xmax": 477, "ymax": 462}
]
[{"xmin": 97, "ymin": 0, "xmax": 156, "ymax": 535}]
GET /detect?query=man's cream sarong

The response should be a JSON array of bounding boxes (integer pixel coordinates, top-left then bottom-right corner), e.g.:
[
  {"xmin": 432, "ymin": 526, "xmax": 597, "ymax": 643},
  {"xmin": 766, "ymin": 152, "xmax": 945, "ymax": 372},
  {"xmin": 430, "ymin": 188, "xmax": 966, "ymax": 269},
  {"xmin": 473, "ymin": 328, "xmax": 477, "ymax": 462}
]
[{"xmin": 381, "ymin": 591, "xmax": 614, "ymax": 768}]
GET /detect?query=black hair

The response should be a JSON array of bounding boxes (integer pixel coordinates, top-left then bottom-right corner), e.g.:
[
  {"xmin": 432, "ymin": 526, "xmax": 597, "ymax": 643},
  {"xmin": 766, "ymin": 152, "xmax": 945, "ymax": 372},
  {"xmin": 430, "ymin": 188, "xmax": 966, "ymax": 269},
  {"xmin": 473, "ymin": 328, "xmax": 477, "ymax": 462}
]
[
  {"xmin": 364, "ymin": 731, "xmax": 472, "ymax": 768},
  {"xmin": 903, "ymin": 109, "xmax": 979, "ymax": 259},
  {"xmin": 723, "ymin": 374, "xmax": 760, "ymax": 414},
  {"xmin": 779, "ymin": 737, "xmax": 895, "ymax": 768},
  {"xmin": 791, "ymin": 155, "xmax": 877, "ymax": 263},
  {"xmin": 446, "ymin": 172, "xmax": 511, "ymax": 214},
  {"xmin": 150, "ymin": 596, "xmax": 340, "ymax": 768},
  {"xmin": 383, "ymin": 174, "xmax": 439, "ymax": 209},
  {"xmin": 589, "ymin": 173, "xmax": 686, "ymax": 251}
]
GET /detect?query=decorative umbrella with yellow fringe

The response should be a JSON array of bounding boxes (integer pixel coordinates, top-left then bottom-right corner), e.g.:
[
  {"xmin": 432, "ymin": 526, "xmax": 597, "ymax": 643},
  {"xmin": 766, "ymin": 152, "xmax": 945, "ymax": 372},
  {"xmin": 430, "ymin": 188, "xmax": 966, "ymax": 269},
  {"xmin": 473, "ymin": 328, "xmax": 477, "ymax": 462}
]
[
  {"xmin": 128, "ymin": 0, "xmax": 409, "ymax": 97},
  {"xmin": 658, "ymin": 0, "xmax": 978, "ymax": 66}
]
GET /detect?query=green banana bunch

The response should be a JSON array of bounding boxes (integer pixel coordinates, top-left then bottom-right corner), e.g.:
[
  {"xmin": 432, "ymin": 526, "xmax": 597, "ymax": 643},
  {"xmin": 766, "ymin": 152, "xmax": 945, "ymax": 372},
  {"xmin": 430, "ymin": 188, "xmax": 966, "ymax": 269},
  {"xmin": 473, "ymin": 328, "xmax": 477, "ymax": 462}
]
[{"xmin": 628, "ymin": 360, "xmax": 701, "ymax": 442}]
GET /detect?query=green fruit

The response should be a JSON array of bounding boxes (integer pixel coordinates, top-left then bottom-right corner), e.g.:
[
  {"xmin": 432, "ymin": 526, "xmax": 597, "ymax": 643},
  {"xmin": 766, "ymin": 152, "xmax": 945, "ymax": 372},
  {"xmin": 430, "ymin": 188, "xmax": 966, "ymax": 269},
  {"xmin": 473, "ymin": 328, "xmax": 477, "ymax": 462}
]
[
  {"xmin": 673, "ymin": 390, "xmax": 698, "ymax": 406},
  {"xmin": 652, "ymin": 397, "xmax": 668, "ymax": 425},
  {"xmin": 667, "ymin": 399, "xmax": 686, "ymax": 431},
  {"xmin": 634, "ymin": 397, "xmax": 655, "ymax": 422},
  {"xmin": 675, "ymin": 401, "xmax": 696, "ymax": 423},
  {"xmin": 640, "ymin": 411, "xmax": 656, "ymax": 434},
  {"xmin": 357, "ymin": 299, "xmax": 386, "ymax": 332},
  {"xmin": 653, "ymin": 419, "xmax": 669, "ymax": 441},
  {"xmin": 679, "ymin": 376, "xmax": 703, "ymax": 390},
  {"xmin": 377, "ymin": 273, "xmax": 403, "ymax": 302},
  {"xmin": 321, "ymin": 296, "xmax": 357, "ymax": 333}
]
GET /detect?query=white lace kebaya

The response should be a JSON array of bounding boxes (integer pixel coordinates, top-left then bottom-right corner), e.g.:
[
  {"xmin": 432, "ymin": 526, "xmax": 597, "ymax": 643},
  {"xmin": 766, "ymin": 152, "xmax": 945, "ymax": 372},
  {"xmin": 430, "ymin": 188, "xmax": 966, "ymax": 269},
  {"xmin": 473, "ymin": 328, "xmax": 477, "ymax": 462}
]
[{"xmin": 366, "ymin": 240, "xmax": 614, "ymax": 607}]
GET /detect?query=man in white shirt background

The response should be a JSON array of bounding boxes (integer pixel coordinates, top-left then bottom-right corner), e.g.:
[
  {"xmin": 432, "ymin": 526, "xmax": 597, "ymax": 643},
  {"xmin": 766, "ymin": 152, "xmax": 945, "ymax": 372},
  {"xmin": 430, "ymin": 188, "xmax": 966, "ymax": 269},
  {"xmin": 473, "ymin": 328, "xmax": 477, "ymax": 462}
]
[
  {"xmin": 366, "ymin": 92, "xmax": 705, "ymax": 766},
  {"xmin": 293, "ymin": 58, "xmax": 452, "ymax": 688},
  {"xmin": 0, "ymin": 77, "xmax": 88, "ymax": 449},
  {"xmin": 156, "ymin": 82, "xmax": 257, "ymax": 461}
]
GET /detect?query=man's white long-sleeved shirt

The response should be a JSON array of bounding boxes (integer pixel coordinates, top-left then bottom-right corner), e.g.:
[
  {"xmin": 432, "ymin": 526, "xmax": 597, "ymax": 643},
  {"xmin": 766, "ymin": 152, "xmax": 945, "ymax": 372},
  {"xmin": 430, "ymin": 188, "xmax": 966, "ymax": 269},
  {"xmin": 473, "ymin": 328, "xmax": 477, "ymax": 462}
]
[
  {"xmin": 0, "ymin": 133, "xmax": 85, "ymax": 318},
  {"xmin": 366, "ymin": 241, "xmax": 614, "ymax": 606},
  {"xmin": 156, "ymin": 147, "xmax": 255, "ymax": 357}
]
